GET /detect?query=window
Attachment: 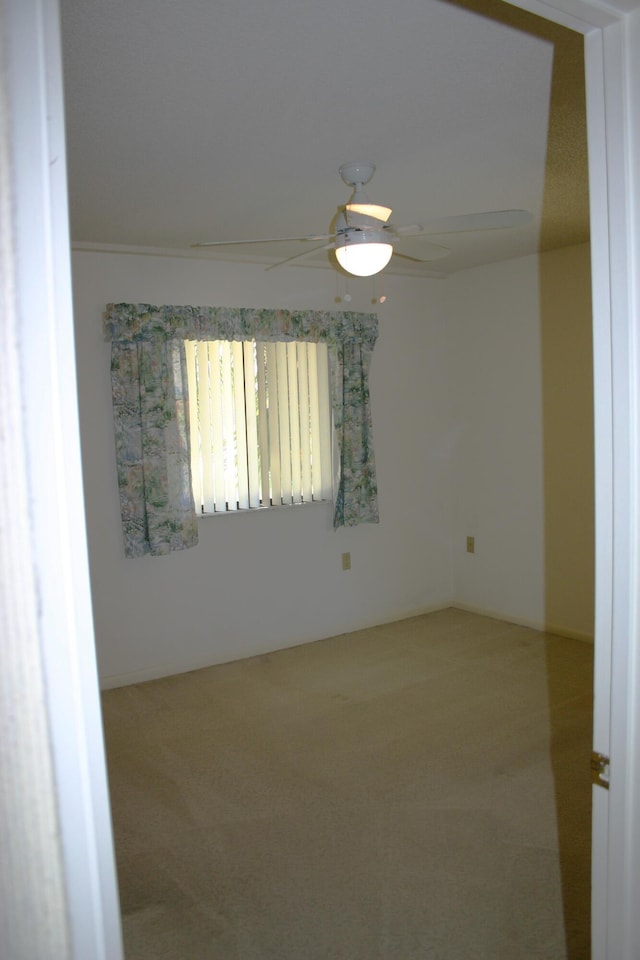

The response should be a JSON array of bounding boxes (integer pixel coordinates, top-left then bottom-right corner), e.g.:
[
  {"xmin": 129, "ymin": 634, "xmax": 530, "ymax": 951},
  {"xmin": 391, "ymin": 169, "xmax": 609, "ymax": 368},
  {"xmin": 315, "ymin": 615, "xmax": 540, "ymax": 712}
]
[
  {"xmin": 105, "ymin": 303, "xmax": 379, "ymax": 557},
  {"xmin": 185, "ymin": 339, "xmax": 333, "ymax": 513}
]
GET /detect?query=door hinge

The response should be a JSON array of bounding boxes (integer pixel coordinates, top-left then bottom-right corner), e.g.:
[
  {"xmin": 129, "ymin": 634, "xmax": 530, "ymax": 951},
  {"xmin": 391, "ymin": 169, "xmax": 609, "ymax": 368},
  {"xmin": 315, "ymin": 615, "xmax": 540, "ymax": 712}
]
[{"xmin": 591, "ymin": 751, "xmax": 610, "ymax": 789}]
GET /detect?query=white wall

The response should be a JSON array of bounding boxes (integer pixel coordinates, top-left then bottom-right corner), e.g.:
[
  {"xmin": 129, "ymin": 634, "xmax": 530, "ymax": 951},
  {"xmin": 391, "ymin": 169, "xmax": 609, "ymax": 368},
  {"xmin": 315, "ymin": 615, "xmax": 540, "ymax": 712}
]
[
  {"xmin": 72, "ymin": 243, "xmax": 594, "ymax": 686},
  {"xmin": 449, "ymin": 244, "xmax": 594, "ymax": 639},
  {"xmin": 72, "ymin": 251, "xmax": 455, "ymax": 686},
  {"xmin": 448, "ymin": 254, "xmax": 546, "ymax": 626}
]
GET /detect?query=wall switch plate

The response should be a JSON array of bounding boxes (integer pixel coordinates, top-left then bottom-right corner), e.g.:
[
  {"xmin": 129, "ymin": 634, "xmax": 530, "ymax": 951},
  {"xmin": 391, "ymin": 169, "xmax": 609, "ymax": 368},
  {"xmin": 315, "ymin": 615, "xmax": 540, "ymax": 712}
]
[
  {"xmin": 341, "ymin": 552, "xmax": 351, "ymax": 570},
  {"xmin": 466, "ymin": 536, "xmax": 475, "ymax": 554}
]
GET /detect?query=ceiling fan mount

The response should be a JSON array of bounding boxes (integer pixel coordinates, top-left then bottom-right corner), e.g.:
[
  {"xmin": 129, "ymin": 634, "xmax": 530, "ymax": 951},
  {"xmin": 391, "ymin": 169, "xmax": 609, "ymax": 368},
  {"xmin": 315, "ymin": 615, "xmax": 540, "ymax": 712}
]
[
  {"xmin": 338, "ymin": 161, "xmax": 376, "ymax": 189},
  {"xmin": 192, "ymin": 162, "xmax": 532, "ymax": 277}
]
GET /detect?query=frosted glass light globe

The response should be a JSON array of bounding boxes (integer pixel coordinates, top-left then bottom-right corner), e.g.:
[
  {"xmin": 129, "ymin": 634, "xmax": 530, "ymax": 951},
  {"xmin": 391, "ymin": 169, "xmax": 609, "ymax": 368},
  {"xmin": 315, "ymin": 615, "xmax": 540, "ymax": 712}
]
[{"xmin": 335, "ymin": 240, "xmax": 393, "ymax": 277}]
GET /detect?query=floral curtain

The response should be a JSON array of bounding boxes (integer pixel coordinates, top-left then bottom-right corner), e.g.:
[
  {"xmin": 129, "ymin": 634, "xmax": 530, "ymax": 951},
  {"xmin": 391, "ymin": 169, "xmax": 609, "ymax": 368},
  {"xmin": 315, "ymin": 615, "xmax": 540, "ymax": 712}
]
[{"xmin": 104, "ymin": 303, "xmax": 379, "ymax": 557}]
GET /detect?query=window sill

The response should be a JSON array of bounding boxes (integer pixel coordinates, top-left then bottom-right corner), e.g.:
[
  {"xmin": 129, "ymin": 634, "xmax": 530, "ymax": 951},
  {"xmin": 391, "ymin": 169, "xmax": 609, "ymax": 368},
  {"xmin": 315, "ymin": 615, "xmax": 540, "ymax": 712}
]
[{"xmin": 197, "ymin": 499, "xmax": 331, "ymax": 520}]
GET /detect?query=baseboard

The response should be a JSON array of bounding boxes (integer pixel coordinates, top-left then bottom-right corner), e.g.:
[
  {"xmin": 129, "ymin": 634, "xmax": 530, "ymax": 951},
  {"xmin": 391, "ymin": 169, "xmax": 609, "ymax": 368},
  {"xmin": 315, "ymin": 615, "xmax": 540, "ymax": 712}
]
[
  {"xmin": 99, "ymin": 601, "xmax": 594, "ymax": 689},
  {"xmin": 100, "ymin": 657, "xmax": 222, "ymax": 690},
  {"xmin": 450, "ymin": 601, "xmax": 594, "ymax": 644},
  {"xmin": 99, "ymin": 601, "xmax": 453, "ymax": 689}
]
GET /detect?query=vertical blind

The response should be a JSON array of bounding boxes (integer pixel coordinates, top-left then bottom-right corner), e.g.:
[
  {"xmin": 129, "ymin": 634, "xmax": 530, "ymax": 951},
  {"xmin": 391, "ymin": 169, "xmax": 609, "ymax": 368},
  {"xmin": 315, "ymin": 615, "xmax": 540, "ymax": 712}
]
[{"xmin": 185, "ymin": 339, "xmax": 333, "ymax": 512}]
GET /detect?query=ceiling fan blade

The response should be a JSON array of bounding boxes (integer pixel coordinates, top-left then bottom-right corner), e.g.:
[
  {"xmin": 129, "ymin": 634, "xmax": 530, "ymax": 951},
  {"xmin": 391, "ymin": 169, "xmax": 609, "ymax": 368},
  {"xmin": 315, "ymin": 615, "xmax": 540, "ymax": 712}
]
[
  {"xmin": 393, "ymin": 224, "xmax": 425, "ymax": 237},
  {"xmin": 419, "ymin": 209, "xmax": 532, "ymax": 236},
  {"xmin": 393, "ymin": 239, "xmax": 451, "ymax": 262},
  {"xmin": 264, "ymin": 242, "xmax": 333, "ymax": 271},
  {"xmin": 192, "ymin": 234, "xmax": 331, "ymax": 248},
  {"xmin": 392, "ymin": 253, "xmax": 449, "ymax": 278}
]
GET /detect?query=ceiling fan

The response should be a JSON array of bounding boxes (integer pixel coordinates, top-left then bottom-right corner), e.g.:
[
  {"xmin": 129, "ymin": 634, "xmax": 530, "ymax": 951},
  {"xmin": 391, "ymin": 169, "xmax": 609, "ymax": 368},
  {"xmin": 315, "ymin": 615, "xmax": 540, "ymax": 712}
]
[{"xmin": 192, "ymin": 162, "xmax": 532, "ymax": 277}]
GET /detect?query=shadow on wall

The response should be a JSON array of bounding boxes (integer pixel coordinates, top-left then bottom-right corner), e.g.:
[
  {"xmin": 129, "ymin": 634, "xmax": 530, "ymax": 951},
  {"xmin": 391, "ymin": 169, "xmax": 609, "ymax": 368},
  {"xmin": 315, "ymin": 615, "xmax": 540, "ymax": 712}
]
[
  {"xmin": 540, "ymin": 244, "xmax": 595, "ymax": 955},
  {"xmin": 449, "ymin": 4, "xmax": 595, "ymax": 950},
  {"xmin": 544, "ymin": 634, "xmax": 594, "ymax": 959},
  {"xmin": 446, "ymin": 0, "xmax": 590, "ymax": 253},
  {"xmin": 448, "ymin": 0, "xmax": 589, "ymax": 252},
  {"xmin": 442, "ymin": 8, "xmax": 594, "ymax": 950},
  {"xmin": 540, "ymin": 30, "xmax": 594, "ymax": 960},
  {"xmin": 539, "ymin": 253, "xmax": 594, "ymax": 641}
]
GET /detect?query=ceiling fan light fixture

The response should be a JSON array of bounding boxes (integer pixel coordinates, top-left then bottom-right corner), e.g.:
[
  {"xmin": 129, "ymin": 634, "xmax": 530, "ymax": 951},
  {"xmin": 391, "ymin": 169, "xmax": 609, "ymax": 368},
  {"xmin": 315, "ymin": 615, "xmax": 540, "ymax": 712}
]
[{"xmin": 335, "ymin": 231, "xmax": 394, "ymax": 277}]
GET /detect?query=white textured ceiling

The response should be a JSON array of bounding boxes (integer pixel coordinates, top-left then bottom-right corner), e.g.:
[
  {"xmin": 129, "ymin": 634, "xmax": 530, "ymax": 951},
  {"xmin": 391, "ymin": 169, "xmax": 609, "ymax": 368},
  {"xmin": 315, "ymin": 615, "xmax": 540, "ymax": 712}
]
[{"xmin": 60, "ymin": 0, "xmax": 589, "ymax": 276}]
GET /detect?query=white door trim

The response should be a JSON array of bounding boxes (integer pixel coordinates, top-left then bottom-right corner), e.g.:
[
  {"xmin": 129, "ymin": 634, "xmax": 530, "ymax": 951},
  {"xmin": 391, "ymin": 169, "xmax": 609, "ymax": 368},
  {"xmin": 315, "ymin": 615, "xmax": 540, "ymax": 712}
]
[{"xmin": 3, "ymin": 0, "xmax": 123, "ymax": 956}]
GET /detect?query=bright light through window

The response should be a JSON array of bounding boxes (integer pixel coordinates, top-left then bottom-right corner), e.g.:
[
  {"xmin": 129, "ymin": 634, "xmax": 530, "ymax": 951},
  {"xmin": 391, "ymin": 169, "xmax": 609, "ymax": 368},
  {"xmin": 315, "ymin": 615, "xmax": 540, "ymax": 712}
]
[{"xmin": 185, "ymin": 340, "xmax": 333, "ymax": 513}]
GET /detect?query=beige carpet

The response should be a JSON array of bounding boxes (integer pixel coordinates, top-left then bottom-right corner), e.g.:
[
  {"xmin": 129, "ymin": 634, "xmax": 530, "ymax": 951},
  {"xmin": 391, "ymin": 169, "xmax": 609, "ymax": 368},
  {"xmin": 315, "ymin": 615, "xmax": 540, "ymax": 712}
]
[{"xmin": 101, "ymin": 607, "xmax": 593, "ymax": 960}]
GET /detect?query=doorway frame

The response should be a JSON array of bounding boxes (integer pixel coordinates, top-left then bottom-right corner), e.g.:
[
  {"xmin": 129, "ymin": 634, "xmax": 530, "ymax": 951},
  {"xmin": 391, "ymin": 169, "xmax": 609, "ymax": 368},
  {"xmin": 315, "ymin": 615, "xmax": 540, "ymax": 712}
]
[{"xmin": 3, "ymin": 0, "xmax": 639, "ymax": 956}]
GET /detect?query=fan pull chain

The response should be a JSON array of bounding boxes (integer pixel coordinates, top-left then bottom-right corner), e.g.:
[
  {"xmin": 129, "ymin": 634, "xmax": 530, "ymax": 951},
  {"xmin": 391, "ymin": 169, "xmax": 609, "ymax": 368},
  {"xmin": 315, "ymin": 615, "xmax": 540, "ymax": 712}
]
[
  {"xmin": 334, "ymin": 273, "xmax": 352, "ymax": 304},
  {"xmin": 371, "ymin": 275, "xmax": 387, "ymax": 304}
]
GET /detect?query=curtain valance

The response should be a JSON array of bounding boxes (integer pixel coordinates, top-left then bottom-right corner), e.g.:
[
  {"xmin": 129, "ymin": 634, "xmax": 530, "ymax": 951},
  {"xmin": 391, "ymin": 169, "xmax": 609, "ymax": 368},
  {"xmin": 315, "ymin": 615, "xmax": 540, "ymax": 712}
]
[
  {"xmin": 104, "ymin": 303, "xmax": 379, "ymax": 558},
  {"xmin": 104, "ymin": 303, "xmax": 378, "ymax": 347}
]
